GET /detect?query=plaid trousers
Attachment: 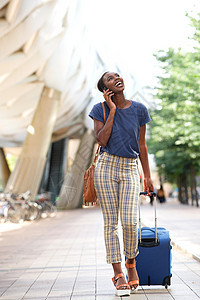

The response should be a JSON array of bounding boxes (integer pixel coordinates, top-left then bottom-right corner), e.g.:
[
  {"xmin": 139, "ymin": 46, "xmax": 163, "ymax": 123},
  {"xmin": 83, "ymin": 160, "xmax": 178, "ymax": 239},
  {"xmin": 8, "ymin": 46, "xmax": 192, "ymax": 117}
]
[{"xmin": 94, "ymin": 152, "xmax": 140, "ymax": 264}]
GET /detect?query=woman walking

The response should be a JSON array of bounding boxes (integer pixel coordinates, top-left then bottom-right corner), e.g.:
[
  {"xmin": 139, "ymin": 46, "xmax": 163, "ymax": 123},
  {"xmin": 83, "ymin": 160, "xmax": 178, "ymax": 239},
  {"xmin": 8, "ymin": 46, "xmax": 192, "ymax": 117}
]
[{"xmin": 89, "ymin": 71, "xmax": 153, "ymax": 297}]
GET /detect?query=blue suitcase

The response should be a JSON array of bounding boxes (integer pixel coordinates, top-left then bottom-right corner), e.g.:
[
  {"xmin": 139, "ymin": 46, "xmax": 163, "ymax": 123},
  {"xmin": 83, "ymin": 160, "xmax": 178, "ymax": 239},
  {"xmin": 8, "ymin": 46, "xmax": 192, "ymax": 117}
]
[{"xmin": 135, "ymin": 192, "xmax": 172, "ymax": 288}]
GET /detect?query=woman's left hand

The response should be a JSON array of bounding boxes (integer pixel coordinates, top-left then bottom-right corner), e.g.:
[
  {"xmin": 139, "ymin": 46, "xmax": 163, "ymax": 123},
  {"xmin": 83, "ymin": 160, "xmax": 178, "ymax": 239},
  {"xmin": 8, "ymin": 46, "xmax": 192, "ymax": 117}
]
[{"xmin": 144, "ymin": 177, "xmax": 154, "ymax": 195}]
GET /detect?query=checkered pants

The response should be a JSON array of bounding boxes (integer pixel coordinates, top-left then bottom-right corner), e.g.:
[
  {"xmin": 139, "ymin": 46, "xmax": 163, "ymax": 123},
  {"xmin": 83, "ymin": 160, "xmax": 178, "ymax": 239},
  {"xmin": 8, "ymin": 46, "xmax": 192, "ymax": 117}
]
[{"xmin": 94, "ymin": 152, "xmax": 140, "ymax": 264}]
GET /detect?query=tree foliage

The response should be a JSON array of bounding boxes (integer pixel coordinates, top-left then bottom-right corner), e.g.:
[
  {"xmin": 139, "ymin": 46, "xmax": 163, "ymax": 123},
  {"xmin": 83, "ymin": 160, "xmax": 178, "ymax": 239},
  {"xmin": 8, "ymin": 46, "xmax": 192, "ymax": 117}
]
[{"xmin": 148, "ymin": 13, "xmax": 200, "ymax": 204}]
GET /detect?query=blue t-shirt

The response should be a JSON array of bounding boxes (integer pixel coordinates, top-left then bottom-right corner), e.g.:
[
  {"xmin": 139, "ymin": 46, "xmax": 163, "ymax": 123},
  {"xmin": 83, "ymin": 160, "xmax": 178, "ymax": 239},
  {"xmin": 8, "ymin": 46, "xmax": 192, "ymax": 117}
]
[{"xmin": 89, "ymin": 100, "xmax": 151, "ymax": 158}]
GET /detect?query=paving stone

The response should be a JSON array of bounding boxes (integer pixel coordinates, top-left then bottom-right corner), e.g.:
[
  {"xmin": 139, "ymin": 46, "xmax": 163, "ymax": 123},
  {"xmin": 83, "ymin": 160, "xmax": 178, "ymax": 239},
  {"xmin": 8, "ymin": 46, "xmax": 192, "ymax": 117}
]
[
  {"xmin": 71, "ymin": 296, "xmax": 95, "ymax": 300},
  {"xmin": 171, "ymin": 296, "xmax": 200, "ymax": 300},
  {"xmin": 46, "ymin": 289, "xmax": 71, "ymax": 297},
  {"xmin": 46, "ymin": 298, "xmax": 69, "ymax": 300},
  {"xmin": 23, "ymin": 297, "xmax": 46, "ymax": 300},
  {"xmin": 96, "ymin": 296, "xmax": 129, "ymax": 300},
  {"xmin": 146, "ymin": 295, "xmax": 173, "ymax": 299},
  {"xmin": 0, "ymin": 286, "xmax": 28, "ymax": 299},
  {"xmin": 23, "ymin": 287, "xmax": 51, "ymax": 298}
]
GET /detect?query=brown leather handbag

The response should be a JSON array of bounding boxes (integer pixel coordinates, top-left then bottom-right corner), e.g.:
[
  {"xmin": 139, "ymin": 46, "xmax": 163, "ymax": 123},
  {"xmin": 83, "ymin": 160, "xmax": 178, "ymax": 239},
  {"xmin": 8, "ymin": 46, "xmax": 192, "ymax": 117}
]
[{"xmin": 83, "ymin": 102, "xmax": 106, "ymax": 206}]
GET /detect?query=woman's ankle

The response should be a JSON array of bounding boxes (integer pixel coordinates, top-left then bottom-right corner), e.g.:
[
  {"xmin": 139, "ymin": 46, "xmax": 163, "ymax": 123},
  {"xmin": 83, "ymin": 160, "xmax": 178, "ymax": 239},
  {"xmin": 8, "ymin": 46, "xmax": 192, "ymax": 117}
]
[
  {"xmin": 126, "ymin": 257, "xmax": 135, "ymax": 264},
  {"xmin": 112, "ymin": 262, "xmax": 123, "ymax": 275}
]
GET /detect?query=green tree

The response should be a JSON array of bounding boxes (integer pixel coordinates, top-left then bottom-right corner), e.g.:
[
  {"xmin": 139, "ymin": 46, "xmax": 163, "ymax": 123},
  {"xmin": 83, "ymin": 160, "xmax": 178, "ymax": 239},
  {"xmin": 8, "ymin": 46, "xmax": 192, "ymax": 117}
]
[{"xmin": 148, "ymin": 13, "xmax": 200, "ymax": 206}]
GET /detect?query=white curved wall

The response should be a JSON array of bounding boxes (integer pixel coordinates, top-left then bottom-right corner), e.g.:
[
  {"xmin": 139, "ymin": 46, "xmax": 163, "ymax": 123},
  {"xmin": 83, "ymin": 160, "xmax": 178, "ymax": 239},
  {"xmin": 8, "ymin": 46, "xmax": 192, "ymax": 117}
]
[{"xmin": 0, "ymin": 0, "xmax": 136, "ymax": 147}]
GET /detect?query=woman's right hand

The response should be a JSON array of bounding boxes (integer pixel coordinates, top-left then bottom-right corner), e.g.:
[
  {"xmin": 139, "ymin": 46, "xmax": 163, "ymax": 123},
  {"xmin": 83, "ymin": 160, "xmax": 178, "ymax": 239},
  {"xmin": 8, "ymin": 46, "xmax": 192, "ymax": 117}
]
[{"xmin": 103, "ymin": 89, "xmax": 116, "ymax": 111}]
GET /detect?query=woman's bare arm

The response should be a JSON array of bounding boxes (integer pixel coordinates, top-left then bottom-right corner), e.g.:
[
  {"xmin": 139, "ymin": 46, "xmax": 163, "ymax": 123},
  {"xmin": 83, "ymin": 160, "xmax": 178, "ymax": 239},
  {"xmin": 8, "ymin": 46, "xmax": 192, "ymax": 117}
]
[
  {"xmin": 93, "ymin": 89, "xmax": 116, "ymax": 147},
  {"xmin": 94, "ymin": 108, "xmax": 115, "ymax": 147},
  {"xmin": 139, "ymin": 124, "xmax": 153, "ymax": 193}
]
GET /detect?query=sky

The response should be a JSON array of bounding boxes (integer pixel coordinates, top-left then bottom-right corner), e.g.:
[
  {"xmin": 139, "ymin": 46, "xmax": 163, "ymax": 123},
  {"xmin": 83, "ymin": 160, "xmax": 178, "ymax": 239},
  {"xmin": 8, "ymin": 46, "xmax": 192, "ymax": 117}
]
[{"xmin": 84, "ymin": 0, "xmax": 200, "ymax": 96}]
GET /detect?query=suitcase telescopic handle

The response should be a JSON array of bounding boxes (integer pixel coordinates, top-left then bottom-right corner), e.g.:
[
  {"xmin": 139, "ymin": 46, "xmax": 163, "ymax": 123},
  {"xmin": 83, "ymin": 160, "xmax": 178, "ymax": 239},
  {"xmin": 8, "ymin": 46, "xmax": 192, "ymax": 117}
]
[{"xmin": 139, "ymin": 192, "xmax": 157, "ymax": 244}]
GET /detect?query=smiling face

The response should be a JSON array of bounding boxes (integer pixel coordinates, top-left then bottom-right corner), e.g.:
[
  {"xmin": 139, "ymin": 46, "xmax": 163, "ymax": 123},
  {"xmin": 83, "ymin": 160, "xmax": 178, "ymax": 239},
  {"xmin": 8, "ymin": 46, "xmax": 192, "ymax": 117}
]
[{"xmin": 103, "ymin": 72, "xmax": 125, "ymax": 93}]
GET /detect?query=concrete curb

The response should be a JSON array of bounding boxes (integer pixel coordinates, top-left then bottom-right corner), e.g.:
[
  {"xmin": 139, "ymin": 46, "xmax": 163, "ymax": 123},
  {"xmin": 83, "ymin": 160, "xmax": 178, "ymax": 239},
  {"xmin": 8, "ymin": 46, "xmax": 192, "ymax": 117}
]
[{"xmin": 171, "ymin": 241, "xmax": 200, "ymax": 263}]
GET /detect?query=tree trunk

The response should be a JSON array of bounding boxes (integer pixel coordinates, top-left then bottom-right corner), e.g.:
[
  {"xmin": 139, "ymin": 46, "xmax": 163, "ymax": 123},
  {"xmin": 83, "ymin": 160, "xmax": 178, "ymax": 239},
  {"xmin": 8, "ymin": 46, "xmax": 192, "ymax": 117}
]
[
  {"xmin": 177, "ymin": 175, "xmax": 183, "ymax": 203},
  {"xmin": 183, "ymin": 171, "xmax": 188, "ymax": 204},
  {"xmin": 190, "ymin": 164, "xmax": 199, "ymax": 207},
  {"xmin": 190, "ymin": 164, "xmax": 194, "ymax": 206}
]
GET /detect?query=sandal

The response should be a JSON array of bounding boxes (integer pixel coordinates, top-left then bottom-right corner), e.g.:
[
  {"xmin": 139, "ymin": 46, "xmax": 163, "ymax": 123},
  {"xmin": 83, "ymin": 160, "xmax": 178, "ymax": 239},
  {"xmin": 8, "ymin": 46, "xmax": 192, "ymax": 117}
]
[
  {"xmin": 112, "ymin": 272, "xmax": 131, "ymax": 297},
  {"xmin": 125, "ymin": 260, "xmax": 139, "ymax": 292}
]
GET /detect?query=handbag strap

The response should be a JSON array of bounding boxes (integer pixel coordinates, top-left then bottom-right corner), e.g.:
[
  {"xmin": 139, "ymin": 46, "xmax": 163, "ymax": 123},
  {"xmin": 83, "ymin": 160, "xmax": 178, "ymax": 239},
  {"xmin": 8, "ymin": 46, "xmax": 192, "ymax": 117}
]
[{"xmin": 92, "ymin": 102, "xmax": 106, "ymax": 165}]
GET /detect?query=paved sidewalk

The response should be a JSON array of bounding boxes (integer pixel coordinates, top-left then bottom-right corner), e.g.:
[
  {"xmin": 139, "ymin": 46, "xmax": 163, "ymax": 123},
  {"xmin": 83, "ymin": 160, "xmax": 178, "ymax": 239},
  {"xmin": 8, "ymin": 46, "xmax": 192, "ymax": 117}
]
[{"xmin": 0, "ymin": 203, "xmax": 199, "ymax": 300}]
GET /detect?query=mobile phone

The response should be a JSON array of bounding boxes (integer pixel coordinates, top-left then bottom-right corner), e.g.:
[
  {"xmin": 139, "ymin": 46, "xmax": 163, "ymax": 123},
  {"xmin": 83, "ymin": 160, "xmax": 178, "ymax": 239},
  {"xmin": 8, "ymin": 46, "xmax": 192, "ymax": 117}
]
[{"xmin": 104, "ymin": 86, "xmax": 114, "ymax": 101}]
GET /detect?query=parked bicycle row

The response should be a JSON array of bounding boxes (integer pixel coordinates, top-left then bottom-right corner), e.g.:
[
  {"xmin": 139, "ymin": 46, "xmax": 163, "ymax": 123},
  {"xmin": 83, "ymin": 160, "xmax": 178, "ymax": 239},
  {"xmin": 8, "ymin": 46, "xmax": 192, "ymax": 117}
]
[{"xmin": 0, "ymin": 191, "xmax": 56, "ymax": 224}]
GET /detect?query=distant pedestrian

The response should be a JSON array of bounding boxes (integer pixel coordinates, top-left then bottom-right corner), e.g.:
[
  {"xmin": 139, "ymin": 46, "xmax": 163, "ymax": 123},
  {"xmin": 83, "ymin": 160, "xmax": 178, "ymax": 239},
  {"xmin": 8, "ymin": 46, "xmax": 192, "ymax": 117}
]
[
  {"xmin": 150, "ymin": 192, "xmax": 154, "ymax": 205},
  {"xmin": 157, "ymin": 185, "xmax": 166, "ymax": 203},
  {"xmin": 89, "ymin": 71, "xmax": 154, "ymax": 297}
]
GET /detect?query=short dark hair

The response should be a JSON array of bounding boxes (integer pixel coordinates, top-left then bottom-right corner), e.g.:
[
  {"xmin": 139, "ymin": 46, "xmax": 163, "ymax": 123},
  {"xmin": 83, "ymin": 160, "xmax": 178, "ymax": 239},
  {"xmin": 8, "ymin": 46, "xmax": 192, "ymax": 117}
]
[{"xmin": 97, "ymin": 71, "xmax": 108, "ymax": 93}]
